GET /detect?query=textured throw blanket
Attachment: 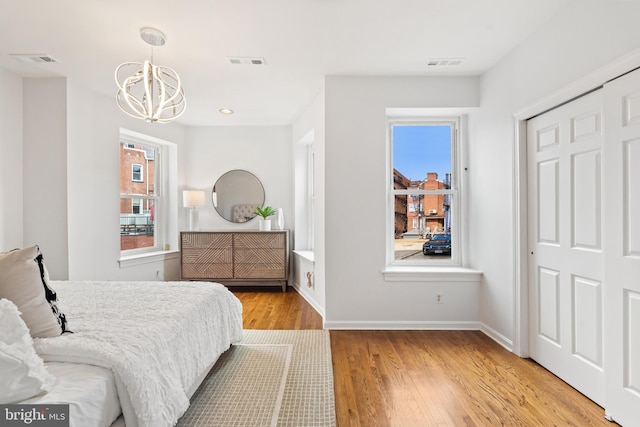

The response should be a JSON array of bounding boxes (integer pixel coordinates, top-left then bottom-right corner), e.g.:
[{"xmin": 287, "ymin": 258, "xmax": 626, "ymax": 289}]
[{"xmin": 33, "ymin": 281, "xmax": 243, "ymax": 427}]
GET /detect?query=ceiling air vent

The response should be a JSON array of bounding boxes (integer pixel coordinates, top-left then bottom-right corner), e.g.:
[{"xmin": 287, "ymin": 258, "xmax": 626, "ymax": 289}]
[
  {"xmin": 10, "ymin": 54, "xmax": 58, "ymax": 63},
  {"xmin": 227, "ymin": 57, "xmax": 266, "ymax": 66},
  {"xmin": 426, "ymin": 58, "xmax": 464, "ymax": 67}
]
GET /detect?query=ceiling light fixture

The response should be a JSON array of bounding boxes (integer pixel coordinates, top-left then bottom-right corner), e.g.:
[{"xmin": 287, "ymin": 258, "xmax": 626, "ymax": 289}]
[
  {"xmin": 219, "ymin": 108, "xmax": 234, "ymax": 115},
  {"xmin": 115, "ymin": 27, "xmax": 186, "ymax": 123}
]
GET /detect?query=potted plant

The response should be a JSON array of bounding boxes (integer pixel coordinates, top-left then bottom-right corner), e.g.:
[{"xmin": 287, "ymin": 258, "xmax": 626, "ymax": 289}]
[{"xmin": 254, "ymin": 206, "xmax": 276, "ymax": 231}]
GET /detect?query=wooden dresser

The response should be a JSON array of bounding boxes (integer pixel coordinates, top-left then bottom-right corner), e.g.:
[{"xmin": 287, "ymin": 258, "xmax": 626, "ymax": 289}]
[{"xmin": 180, "ymin": 230, "xmax": 289, "ymax": 291}]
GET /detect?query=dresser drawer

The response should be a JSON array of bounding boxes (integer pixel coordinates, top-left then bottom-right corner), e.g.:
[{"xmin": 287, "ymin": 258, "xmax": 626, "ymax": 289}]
[
  {"xmin": 234, "ymin": 262, "xmax": 286, "ymax": 279},
  {"xmin": 181, "ymin": 232, "xmax": 232, "ymax": 249},
  {"xmin": 182, "ymin": 263, "xmax": 233, "ymax": 279},
  {"xmin": 233, "ymin": 232, "xmax": 285, "ymax": 249}
]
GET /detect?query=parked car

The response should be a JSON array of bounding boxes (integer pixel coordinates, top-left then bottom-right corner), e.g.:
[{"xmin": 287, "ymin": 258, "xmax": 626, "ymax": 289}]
[{"xmin": 423, "ymin": 234, "xmax": 451, "ymax": 255}]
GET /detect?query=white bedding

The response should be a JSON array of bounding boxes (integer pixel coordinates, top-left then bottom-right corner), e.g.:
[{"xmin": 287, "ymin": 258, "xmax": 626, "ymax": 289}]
[
  {"xmin": 32, "ymin": 281, "xmax": 243, "ymax": 427},
  {"xmin": 20, "ymin": 361, "xmax": 121, "ymax": 427}
]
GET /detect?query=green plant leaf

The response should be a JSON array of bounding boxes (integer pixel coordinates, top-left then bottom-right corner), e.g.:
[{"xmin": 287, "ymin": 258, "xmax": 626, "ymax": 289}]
[{"xmin": 254, "ymin": 206, "xmax": 276, "ymax": 219}]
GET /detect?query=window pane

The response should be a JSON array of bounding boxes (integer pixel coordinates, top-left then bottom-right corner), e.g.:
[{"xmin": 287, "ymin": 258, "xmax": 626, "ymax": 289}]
[
  {"xmin": 120, "ymin": 144, "xmax": 156, "ymax": 196},
  {"xmin": 393, "ymin": 125, "xmax": 451, "ymax": 182},
  {"xmin": 392, "ymin": 124, "xmax": 452, "ymax": 261},
  {"xmin": 120, "ymin": 198, "xmax": 155, "ymax": 250},
  {"xmin": 132, "ymin": 164, "xmax": 142, "ymax": 182},
  {"xmin": 120, "ymin": 142, "xmax": 157, "ymax": 251}
]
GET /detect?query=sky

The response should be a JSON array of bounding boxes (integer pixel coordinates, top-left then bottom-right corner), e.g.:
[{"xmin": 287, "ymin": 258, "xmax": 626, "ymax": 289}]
[{"xmin": 393, "ymin": 125, "xmax": 451, "ymax": 182}]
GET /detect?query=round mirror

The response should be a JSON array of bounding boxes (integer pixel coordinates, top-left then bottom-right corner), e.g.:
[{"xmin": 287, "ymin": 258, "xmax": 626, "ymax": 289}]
[{"xmin": 212, "ymin": 170, "xmax": 265, "ymax": 223}]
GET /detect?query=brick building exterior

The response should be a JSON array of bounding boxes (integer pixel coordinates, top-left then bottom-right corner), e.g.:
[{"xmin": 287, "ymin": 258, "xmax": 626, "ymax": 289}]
[
  {"xmin": 120, "ymin": 143, "xmax": 155, "ymax": 250},
  {"xmin": 421, "ymin": 172, "xmax": 448, "ymax": 235},
  {"xmin": 396, "ymin": 171, "xmax": 449, "ymax": 238},
  {"xmin": 393, "ymin": 169, "xmax": 410, "ymax": 238}
]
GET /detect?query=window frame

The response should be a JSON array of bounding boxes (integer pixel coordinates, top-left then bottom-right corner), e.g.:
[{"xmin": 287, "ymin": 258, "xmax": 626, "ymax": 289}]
[
  {"xmin": 386, "ymin": 116, "xmax": 462, "ymax": 268},
  {"xmin": 307, "ymin": 142, "xmax": 315, "ymax": 251},
  {"xmin": 294, "ymin": 130, "xmax": 315, "ymax": 253},
  {"xmin": 119, "ymin": 130, "xmax": 173, "ymax": 258}
]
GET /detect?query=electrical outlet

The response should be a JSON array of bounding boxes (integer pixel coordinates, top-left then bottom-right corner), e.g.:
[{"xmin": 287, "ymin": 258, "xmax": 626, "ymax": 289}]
[{"xmin": 435, "ymin": 293, "xmax": 443, "ymax": 304}]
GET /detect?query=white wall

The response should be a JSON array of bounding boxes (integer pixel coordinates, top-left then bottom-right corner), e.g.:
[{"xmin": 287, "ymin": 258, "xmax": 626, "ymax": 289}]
[
  {"xmin": 470, "ymin": 0, "xmax": 640, "ymax": 346},
  {"xmin": 0, "ymin": 68, "xmax": 23, "ymax": 251},
  {"xmin": 185, "ymin": 126, "xmax": 293, "ymax": 234},
  {"xmin": 23, "ymin": 78, "xmax": 69, "ymax": 279},
  {"xmin": 323, "ymin": 76, "xmax": 480, "ymax": 328}
]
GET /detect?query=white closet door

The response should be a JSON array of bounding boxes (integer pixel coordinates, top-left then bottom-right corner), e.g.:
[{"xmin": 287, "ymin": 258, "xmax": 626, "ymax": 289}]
[
  {"xmin": 527, "ymin": 89, "xmax": 605, "ymax": 406},
  {"xmin": 603, "ymin": 68, "xmax": 640, "ymax": 426}
]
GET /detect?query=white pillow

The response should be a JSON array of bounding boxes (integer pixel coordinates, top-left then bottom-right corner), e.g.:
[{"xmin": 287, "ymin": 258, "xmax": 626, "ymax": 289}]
[
  {"xmin": 0, "ymin": 246, "xmax": 70, "ymax": 337},
  {"xmin": 0, "ymin": 298, "xmax": 54, "ymax": 404}
]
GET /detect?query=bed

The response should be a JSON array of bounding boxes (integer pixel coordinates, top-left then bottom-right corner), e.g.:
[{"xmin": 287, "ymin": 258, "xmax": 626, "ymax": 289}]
[{"xmin": 0, "ymin": 246, "xmax": 244, "ymax": 427}]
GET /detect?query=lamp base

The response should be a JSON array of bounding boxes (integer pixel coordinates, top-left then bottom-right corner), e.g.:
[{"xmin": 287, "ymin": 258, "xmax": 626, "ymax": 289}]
[{"xmin": 189, "ymin": 208, "xmax": 200, "ymax": 231}]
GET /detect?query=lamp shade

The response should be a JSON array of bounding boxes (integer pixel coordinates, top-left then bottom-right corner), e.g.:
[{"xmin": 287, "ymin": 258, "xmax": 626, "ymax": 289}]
[{"xmin": 183, "ymin": 190, "xmax": 206, "ymax": 208}]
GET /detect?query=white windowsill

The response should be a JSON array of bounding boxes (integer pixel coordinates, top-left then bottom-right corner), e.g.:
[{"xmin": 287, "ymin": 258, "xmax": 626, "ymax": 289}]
[
  {"xmin": 382, "ymin": 266, "xmax": 483, "ymax": 282},
  {"xmin": 292, "ymin": 250, "xmax": 314, "ymax": 263},
  {"xmin": 118, "ymin": 250, "xmax": 180, "ymax": 268}
]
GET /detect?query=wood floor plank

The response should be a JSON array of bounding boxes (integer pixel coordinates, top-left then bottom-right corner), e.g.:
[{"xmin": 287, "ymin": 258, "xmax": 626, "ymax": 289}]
[{"xmin": 233, "ymin": 288, "xmax": 613, "ymax": 427}]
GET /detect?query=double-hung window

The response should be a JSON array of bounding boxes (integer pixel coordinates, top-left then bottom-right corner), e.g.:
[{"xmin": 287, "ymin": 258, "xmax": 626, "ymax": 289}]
[
  {"xmin": 119, "ymin": 130, "xmax": 174, "ymax": 256},
  {"xmin": 387, "ymin": 117, "xmax": 461, "ymax": 267}
]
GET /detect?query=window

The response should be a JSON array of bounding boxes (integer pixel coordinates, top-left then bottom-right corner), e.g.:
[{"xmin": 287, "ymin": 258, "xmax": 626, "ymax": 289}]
[
  {"xmin": 131, "ymin": 198, "xmax": 141, "ymax": 214},
  {"xmin": 119, "ymin": 130, "xmax": 175, "ymax": 256},
  {"xmin": 132, "ymin": 164, "xmax": 143, "ymax": 182},
  {"xmin": 388, "ymin": 118, "xmax": 460, "ymax": 266},
  {"xmin": 294, "ymin": 130, "xmax": 315, "ymax": 252}
]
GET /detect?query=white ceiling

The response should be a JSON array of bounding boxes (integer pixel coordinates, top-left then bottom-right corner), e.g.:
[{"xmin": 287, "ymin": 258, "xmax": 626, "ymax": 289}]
[{"xmin": 0, "ymin": 0, "xmax": 571, "ymax": 126}]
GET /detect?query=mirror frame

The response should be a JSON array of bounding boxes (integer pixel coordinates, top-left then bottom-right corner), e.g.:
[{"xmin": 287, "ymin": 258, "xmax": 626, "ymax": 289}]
[{"xmin": 211, "ymin": 170, "xmax": 265, "ymax": 223}]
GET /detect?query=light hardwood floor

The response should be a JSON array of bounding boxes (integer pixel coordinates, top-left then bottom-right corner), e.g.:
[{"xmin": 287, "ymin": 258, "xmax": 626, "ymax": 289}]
[{"xmin": 232, "ymin": 288, "xmax": 613, "ymax": 427}]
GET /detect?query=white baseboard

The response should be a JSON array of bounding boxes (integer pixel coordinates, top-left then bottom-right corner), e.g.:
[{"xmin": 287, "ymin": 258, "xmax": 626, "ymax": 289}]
[
  {"xmin": 290, "ymin": 281, "xmax": 325, "ymax": 318},
  {"xmin": 323, "ymin": 320, "xmax": 481, "ymax": 330},
  {"xmin": 478, "ymin": 322, "xmax": 514, "ymax": 352},
  {"xmin": 322, "ymin": 319, "xmax": 516, "ymax": 354}
]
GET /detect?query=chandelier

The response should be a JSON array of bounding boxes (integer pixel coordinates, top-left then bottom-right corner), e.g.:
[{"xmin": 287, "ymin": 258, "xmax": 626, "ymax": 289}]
[{"xmin": 115, "ymin": 28, "xmax": 186, "ymax": 123}]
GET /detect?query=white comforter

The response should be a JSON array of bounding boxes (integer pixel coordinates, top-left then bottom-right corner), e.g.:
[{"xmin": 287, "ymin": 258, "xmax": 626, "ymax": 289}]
[{"xmin": 33, "ymin": 281, "xmax": 243, "ymax": 427}]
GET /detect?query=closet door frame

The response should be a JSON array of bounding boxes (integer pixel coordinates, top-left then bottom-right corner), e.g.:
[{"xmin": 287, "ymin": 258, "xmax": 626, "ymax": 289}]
[{"xmin": 511, "ymin": 50, "xmax": 640, "ymax": 357}]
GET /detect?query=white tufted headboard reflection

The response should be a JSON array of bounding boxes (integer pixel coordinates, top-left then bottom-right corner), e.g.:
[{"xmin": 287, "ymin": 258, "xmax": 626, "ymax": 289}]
[{"xmin": 232, "ymin": 205, "xmax": 260, "ymax": 222}]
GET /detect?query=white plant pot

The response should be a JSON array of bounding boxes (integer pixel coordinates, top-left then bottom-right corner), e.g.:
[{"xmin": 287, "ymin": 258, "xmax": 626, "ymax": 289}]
[{"xmin": 258, "ymin": 219, "xmax": 271, "ymax": 231}]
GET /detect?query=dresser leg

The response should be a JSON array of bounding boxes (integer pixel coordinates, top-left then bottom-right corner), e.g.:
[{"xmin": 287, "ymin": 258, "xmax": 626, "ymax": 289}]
[{"xmin": 281, "ymin": 281, "xmax": 287, "ymax": 292}]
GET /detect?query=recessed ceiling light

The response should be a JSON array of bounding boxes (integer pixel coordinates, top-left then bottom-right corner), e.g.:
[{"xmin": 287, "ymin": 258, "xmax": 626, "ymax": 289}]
[{"xmin": 219, "ymin": 108, "xmax": 234, "ymax": 115}]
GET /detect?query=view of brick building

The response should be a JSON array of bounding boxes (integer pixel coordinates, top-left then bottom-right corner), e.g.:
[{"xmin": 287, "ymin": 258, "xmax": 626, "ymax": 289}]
[
  {"xmin": 119, "ymin": 143, "xmax": 156, "ymax": 250},
  {"xmin": 419, "ymin": 172, "xmax": 449, "ymax": 235},
  {"xmin": 395, "ymin": 170, "xmax": 450, "ymax": 239},
  {"xmin": 393, "ymin": 169, "xmax": 410, "ymax": 238}
]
